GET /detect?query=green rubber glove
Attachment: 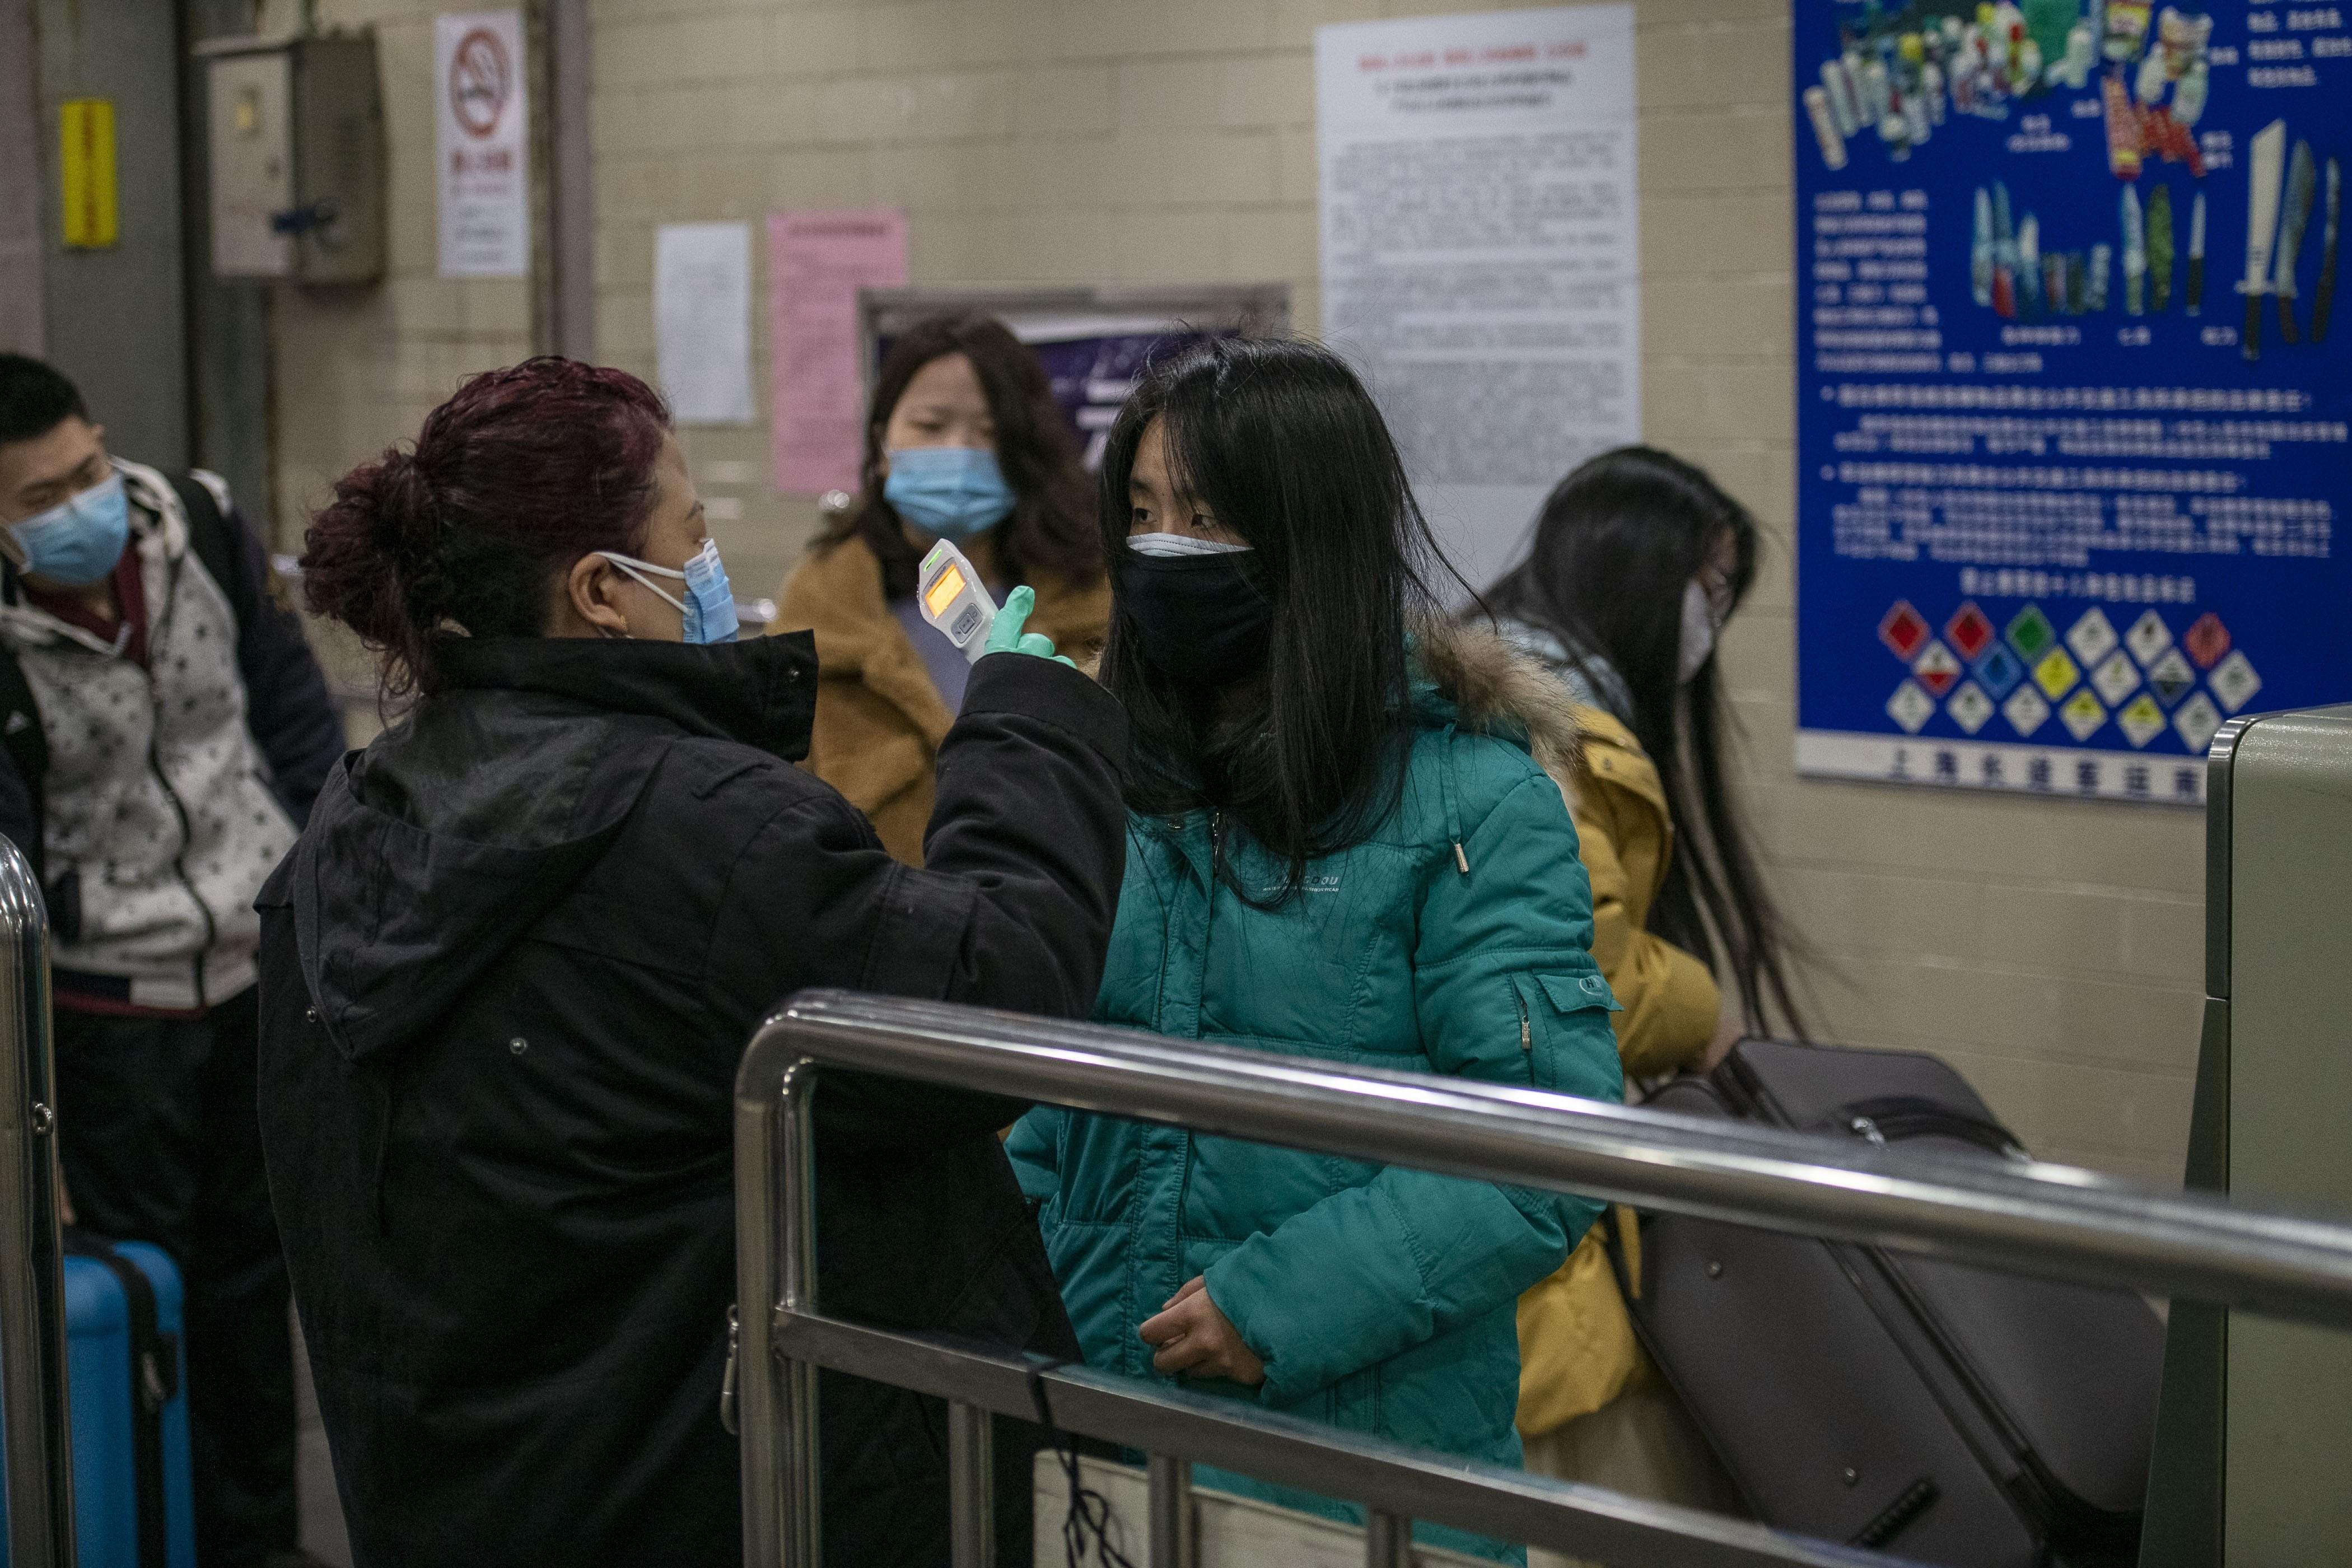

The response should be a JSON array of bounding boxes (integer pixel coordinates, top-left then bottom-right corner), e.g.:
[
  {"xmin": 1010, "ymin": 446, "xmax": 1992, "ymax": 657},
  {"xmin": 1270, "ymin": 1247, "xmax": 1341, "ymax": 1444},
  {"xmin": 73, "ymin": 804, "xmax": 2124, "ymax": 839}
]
[{"xmin": 983, "ymin": 585, "xmax": 1076, "ymax": 668}]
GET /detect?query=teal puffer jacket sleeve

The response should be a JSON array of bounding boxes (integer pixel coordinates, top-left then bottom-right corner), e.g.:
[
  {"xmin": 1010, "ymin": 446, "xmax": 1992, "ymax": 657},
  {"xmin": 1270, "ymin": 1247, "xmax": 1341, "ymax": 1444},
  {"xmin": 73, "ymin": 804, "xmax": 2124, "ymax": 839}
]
[
  {"xmin": 1005, "ymin": 1105, "xmax": 1064, "ymax": 1203},
  {"xmin": 1204, "ymin": 769, "xmax": 1625, "ymax": 1408}
]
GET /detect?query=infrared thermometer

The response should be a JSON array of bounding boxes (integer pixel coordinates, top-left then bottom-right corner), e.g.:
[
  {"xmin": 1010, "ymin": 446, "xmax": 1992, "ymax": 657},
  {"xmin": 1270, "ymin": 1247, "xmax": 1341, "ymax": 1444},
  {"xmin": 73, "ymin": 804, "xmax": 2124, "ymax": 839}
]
[{"xmin": 917, "ymin": 539, "xmax": 997, "ymax": 664}]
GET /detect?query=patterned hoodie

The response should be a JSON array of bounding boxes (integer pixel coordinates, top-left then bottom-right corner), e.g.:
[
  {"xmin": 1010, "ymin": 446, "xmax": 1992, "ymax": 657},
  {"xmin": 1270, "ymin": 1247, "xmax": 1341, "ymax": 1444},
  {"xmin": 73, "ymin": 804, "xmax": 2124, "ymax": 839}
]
[{"xmin": 0, "ymin": 460, "xmax": 324, "ymax": 1009}]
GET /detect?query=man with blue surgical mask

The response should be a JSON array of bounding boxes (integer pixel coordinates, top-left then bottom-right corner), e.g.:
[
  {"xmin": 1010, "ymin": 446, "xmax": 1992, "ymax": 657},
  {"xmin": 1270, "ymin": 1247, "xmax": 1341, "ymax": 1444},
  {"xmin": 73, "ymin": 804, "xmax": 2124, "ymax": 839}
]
[{"xmin": 0, "ymin": 354, "xmax": 342, "ymax": 1568}]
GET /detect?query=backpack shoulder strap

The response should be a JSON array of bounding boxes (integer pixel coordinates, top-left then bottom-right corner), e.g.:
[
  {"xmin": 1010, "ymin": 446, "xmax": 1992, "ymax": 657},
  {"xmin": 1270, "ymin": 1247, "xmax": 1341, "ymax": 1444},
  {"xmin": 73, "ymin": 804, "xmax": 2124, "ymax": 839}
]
[
  {"xmin": 166, "ymin": 471, "xmax": 256, "ymax": 636},
  {"xmin": 0, "ymin": 641, "xmax": 45, "ymax": 880}
]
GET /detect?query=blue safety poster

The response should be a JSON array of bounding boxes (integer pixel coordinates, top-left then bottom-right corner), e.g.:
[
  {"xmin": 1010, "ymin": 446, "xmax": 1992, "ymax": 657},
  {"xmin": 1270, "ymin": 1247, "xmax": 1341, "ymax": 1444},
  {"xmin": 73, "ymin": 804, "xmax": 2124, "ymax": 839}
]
[
  {"xmin": 876, "ymin": 328, "xmax": 1231, "ymax": 470},
  {"xmin": 1793, "ymin": 0, "xmax": 2349, "ymax": 806},
  {"xmin": 1025, "ymin": 332, "xmax": 1225, "ymax": 470}
]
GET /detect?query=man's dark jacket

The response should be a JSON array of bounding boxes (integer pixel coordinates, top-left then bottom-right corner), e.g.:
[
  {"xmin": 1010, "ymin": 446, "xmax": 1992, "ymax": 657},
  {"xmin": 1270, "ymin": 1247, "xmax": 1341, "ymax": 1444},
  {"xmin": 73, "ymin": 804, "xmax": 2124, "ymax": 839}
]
[{"xmin": 255, "ymin": 631, "xmax": 1129, "ymax": 1566}]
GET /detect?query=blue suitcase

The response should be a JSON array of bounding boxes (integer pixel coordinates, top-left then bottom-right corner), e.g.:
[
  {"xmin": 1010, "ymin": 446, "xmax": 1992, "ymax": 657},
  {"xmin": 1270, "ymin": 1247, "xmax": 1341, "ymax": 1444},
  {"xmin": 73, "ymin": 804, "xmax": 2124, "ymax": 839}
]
[{"xmin": 1, "ymin": 1234, "xmax": 199, "ymax": 1568}]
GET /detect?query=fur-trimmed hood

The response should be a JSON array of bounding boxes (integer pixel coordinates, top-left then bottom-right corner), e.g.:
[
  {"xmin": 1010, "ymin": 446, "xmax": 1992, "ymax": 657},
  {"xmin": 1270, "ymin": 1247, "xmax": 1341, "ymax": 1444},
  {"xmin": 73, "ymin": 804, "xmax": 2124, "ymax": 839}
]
[{"xmin": 1412, "ymin": 615, "xmax": 1585, "ymax": 793}]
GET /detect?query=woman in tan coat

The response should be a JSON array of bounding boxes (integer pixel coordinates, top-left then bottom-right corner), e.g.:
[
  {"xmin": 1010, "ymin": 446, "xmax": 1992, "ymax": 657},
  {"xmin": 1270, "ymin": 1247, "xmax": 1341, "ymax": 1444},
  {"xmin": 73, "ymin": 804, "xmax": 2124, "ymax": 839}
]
[
  {"xmin": 776, "ymin": 314, "xmax": 1108, "ymax": 862},
  {"xmin": 1482, "ymin": 447, "xmax": 1809, "ymax": 1532}
]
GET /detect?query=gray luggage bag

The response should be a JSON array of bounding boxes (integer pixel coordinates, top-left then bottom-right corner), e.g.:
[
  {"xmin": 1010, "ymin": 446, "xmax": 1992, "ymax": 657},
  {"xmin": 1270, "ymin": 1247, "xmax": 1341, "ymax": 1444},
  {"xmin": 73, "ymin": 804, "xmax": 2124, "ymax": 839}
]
[{"xmin": 1617, "ymin": 1039, "xmax": 2164, "ymax": 1567}]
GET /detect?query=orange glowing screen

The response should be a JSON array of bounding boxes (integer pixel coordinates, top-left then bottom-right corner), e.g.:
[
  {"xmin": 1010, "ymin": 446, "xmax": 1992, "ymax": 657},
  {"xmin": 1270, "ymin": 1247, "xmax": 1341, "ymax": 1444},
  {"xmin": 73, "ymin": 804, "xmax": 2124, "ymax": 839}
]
[{"xmin": 923, "ymin": 563, "xmax": 968, "ymax": 619}]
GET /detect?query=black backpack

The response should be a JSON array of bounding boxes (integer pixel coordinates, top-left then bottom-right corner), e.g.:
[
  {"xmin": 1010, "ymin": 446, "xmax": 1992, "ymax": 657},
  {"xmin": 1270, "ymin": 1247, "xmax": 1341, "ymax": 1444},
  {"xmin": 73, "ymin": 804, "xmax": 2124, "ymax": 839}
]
[{"xmin": 0, "ymin": 472, "xmax": 258, "ymax": 886}]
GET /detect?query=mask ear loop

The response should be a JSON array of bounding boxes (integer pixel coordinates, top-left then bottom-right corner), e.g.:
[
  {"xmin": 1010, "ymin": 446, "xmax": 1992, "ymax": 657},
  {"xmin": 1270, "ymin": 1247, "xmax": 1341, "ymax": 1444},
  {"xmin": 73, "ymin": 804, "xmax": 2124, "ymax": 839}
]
[{"xmin": 593, "ymin": 552, "xmax": 696, "ymax": 635}]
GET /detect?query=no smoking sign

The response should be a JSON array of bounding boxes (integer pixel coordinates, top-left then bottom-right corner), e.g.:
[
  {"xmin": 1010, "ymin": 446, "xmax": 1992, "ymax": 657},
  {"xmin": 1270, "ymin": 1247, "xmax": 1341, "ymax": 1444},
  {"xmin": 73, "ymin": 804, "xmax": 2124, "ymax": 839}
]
[
  {"xmin": 436, "ymin": 10, "xmax": 528, "ymax": 277},
  {"xmin": 449, "ymin": 26, "xmax": 511, "ymax": 139}
]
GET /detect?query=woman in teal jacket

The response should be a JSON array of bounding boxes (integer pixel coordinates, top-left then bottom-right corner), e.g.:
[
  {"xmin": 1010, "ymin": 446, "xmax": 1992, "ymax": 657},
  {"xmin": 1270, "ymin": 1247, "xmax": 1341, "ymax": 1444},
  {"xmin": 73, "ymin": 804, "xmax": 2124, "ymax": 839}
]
[{"xmin": 1006, "ymin": 339, "xmax": 1623, "ymax": 1563}]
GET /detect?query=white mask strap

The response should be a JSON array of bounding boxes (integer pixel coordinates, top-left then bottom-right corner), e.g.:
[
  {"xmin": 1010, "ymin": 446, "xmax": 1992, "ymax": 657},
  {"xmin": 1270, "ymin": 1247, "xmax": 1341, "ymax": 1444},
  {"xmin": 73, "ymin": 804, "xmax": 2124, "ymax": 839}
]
[{"xmin": 595, "ymin": 552, "xmax": 690, "ymax": 617}]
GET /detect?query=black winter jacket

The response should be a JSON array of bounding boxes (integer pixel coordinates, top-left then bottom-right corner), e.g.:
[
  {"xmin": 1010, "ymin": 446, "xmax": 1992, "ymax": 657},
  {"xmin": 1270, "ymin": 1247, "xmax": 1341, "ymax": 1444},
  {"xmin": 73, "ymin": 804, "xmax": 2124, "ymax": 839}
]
[{"xmin": 255, "ymin": 632, "xmax": 1128, "ymax": 1566}]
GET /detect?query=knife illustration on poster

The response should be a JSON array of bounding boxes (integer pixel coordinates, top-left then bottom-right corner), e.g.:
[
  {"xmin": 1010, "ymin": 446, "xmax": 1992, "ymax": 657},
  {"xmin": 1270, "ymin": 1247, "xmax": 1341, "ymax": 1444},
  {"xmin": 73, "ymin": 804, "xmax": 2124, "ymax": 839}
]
[
  {"xmin": 2122, "ymin": 184, "xmax": 2146, "ymax": 316},
  {"xmin": 2276, "ymin": 139, "xmax": 2317, "ymax": 346},
  {"xmin": 2148, "ymin": 184, "xmax": 2174, "ymax": 315},
  {"xmin": 1992, "ymin": 179, "xmax": 2017, "ymax": 318},
  {"xmin": 2186, "ymin": 189, "xmax": 2206, "ymax": 317},
  {"xmin": 2317, "ymin": 158, "xmax": 2342, "ymax": 345},
  {"xmin": 2020, "ymin": 211, "xmax": 2044, "ymax": 317},
  {"xmin": 2242, "ymin": 120, "xmax": 2286, "ymax": 362},
  {"xmin": 1971, "ymin": 185, "xmax": 1994, "ymax": 306}
]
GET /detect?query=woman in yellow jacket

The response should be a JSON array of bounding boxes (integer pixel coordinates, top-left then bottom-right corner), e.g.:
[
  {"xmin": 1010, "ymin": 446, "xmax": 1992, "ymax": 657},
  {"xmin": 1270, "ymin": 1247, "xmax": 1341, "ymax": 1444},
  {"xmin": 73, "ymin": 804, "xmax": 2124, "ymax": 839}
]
[
  {"xmin": 775, "ymin": 313, "xmax": 1108, "ymax": 862},
  {"xmin": 1482, "ymin": 447, "xmax": 1809, "ymax": 1533}
]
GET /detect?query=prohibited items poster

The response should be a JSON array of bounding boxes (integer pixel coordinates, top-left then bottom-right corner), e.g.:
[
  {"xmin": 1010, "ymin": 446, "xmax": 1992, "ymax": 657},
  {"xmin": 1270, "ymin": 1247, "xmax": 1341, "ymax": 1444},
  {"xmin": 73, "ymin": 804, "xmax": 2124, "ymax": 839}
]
[{"xmin": 1793, "ymin": 0, "xmax": 2349, "ymax": 805}]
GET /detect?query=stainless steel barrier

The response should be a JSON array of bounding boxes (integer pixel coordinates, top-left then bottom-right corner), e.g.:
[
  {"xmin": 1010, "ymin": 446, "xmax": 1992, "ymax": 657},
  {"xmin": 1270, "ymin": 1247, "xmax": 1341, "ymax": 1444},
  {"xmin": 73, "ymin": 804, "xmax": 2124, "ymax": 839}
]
[
  {"xmin": 0, "ymin": 834, "xmax": 75, "ymax": 1565},
  {"xmin": 736, "ymin": 991, "xmax": 2352, "ymax": 1568}
]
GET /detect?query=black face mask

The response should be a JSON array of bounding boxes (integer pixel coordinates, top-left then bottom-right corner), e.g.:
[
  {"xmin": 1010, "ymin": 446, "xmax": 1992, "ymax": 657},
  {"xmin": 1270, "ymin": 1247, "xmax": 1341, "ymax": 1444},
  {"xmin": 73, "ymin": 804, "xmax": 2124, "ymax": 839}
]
[{"xmin": 1114, "ymin": 549, "xmax": 1275, "ymax": 687}]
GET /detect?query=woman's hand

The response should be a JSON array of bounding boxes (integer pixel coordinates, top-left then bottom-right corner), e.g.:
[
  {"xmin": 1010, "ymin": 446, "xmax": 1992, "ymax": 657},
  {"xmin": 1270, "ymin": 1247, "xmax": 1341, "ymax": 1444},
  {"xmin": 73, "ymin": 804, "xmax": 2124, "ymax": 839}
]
[
  {"xmin": 1138, "ymin": 1275, "xmax": 1265, "ymax": 1385},
  {"xmin": 985, "ymin": 585, "xmax": 1076, "ymax": 668}
]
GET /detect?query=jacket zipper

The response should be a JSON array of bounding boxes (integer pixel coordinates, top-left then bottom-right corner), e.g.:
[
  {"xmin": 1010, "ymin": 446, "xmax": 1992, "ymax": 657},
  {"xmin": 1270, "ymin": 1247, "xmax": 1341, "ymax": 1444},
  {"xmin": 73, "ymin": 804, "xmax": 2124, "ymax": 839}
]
[
  {"xmin": 718, "ymin": 1306, "xmax": 740, "ymax": 1434},
  {"xmin": 144, "ymin": 551, "xmax": 216, "ymax": 1008},
  {"xmin": 1517, "ymin": 989, "xmax": 1531, "ymax": 1052}
]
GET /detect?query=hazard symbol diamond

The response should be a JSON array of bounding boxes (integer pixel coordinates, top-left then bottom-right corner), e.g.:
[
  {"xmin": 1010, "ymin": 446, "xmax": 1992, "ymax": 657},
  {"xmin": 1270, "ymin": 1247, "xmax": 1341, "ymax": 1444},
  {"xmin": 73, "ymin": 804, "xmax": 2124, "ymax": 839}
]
[
  {"xmin": 1911, "ymin": 640, "xmax": 1962, "ymax": 698},
  {"xmin": 1879, "ymin": 601, "xmax": 1930, "ymax": 660},
  {"xmin": 2173, "ymin": 692, "xmax": 2223, "ymax": 753},
  {"xmin": 2005, "ymin": 604, "xmax": 2056, "ymax": 660},
  {"xmin": 2091, "ymin": 651, "xmax": 2141, "ymax": 707},
  {"xmin": 1947, "ymin": 681, "xmax": 1995, "ymax": 734},
  {"xmin": 2116, "ymin": 694, "xmax": 2166, "ymax": 749},
  {"xmin": 2003, "ymin": 684, "xmax": 2050, "ymax": 738},
  {"xmin": 2209, "ymin": 650, "xmax": 2262, "ymax": 714},
  {"xmin": 2032, "ymin": 647, "xmax": 2079, "ymax": 699},
  {"xmin": 1945, "ymin": 602, "xmax": 1994, "ymax": 661},
  {"xmin": 2060, "ymin": 688, "xmax": 2107, "ymax": 741},
  {"xmin": 2125, "ymin": 609, "xmax": 2173, "ymax": 667},
  {"xmin": 1887, "ymin": 679, "xmax": 1935, "ymax": 734},
  {"xmin": 2183, "ymin": 612, "xmax": 2230, "ymax": 670},
  {"xmin": 2146, "ymin": 648, "xmax": 2195, "ymax": 707},
  {"xmin": 1972, "ymin": 643, "xmax": 2024, "ymax": 699},
  {"xmin": 2066, "ymin": 606, "xmax": 2120, "ymax": 666}
]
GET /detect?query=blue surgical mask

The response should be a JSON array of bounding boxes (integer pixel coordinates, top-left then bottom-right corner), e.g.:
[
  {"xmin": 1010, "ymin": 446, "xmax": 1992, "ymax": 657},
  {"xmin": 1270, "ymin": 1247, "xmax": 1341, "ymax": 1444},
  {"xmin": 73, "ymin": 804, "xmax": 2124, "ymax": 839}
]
[
  {"xmin": 597, "ymin": 539, "xmax": 740, "ymax": 643},
  {"xmin": 884, "ymin": 446, "xmax": 1015, "ymax": 539},
  {"xmin": 8, "ymin": 471, "xmax": 130, "ymax": 587}
]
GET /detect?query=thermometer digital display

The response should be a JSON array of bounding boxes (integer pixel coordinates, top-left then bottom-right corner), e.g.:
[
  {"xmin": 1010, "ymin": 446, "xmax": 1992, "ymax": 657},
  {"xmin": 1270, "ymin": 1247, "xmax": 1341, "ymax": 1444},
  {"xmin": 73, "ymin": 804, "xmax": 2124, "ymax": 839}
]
[{"xmin": 917, "ymin": 539, "xmax": 997, "ymax": 662}]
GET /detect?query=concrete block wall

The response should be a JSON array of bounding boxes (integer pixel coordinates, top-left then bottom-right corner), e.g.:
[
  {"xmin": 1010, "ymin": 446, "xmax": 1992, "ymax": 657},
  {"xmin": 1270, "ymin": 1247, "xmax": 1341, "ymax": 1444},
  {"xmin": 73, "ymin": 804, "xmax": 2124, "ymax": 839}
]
[{"xmin": 274, "ymin": 0, "xmax": 2203, "ymax": 1183}]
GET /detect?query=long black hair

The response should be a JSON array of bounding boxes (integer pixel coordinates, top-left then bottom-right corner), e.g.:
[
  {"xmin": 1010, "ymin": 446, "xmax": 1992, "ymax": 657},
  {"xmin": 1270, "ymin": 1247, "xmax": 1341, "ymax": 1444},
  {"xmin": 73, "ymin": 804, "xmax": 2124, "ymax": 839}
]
[
  {"xmin": 814, "ymin": 312, "xmax": 1100, "ymax": 599},
  {"xmin": 1484, "ymin": 446, "xmax": 1809, "ymax": 1038},
  {"xmin": 1098, "ymin": 337, "xmax": 1453, "ymax": 904}
]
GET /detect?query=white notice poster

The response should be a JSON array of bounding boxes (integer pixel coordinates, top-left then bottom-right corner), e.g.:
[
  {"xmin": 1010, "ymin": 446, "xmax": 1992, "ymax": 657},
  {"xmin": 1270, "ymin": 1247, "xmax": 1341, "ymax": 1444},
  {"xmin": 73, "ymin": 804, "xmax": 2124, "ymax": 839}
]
[
  {"xmin": 436, "ymin": 11, "xmax": 529, "ymax": 278},
  {"xmin": 655, "ymin": 223, "xmax": 755, "ymax": 424},
  {"xmin": 1317, "ymin": 6, "xmax": 1639, "ymax": 594}
]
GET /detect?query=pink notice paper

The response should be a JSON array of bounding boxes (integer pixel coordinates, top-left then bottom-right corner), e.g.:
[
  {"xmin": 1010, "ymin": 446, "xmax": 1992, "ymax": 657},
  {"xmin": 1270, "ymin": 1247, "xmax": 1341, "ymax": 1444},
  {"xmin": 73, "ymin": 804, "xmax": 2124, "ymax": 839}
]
[{"xmin": 769, "ymin": 209, "xmax": 908, "ymax": 494}]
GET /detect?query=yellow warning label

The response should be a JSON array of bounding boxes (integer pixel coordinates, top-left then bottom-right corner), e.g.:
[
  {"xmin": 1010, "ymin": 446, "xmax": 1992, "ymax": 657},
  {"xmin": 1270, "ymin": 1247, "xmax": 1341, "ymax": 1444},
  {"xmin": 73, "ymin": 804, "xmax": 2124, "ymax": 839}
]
[
  {"xmin": 60, "ymin": 99, "xmax": 118, "ymax": 249},
  {"xmin": 2032, "ymin": 647, "xmax": 2079, "ymax": 699}
]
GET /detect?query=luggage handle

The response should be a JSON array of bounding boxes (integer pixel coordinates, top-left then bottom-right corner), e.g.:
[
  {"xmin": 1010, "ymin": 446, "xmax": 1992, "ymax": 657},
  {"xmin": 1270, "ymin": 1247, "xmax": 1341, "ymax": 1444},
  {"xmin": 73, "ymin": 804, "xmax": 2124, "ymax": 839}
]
[{"xmin": 1833, "ymin": 1096, "xmax": 2028, "ymax": 1161}]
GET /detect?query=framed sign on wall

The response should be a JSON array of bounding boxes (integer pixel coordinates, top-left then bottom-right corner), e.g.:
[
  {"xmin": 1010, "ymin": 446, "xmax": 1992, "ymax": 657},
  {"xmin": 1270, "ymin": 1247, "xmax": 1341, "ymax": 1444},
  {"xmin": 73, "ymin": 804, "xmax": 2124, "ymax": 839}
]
[{"xmin": 1793, "ymin": 0, "xmax": 2349, "ymax": 806}]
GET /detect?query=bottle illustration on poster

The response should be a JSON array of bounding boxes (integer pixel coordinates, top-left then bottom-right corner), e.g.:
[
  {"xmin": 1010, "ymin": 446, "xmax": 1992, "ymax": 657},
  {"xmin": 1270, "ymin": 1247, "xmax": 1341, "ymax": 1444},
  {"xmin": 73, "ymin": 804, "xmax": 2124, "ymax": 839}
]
[{"xmin": 1793, "ymin": 1, "xmax": 2348, "ymax": 805}]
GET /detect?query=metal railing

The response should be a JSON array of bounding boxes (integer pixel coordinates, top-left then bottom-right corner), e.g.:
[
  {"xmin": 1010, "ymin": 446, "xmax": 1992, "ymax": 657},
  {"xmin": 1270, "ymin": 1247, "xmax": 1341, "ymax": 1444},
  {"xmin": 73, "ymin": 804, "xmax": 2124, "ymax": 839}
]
[
  {"xmin": 736, "ymin": 991, "xmax": 2352, "ymax": 1567},
  {"xmin": 0, "ymin": 834, "xmax": 75, "ymax": 1565}
]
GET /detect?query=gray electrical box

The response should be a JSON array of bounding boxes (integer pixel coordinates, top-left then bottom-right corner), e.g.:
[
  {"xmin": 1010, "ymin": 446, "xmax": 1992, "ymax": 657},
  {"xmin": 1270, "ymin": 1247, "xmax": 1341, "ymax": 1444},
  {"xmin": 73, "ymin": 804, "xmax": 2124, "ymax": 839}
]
[{"xmin": 197, "ymin": 31, "xmax": 384, "ymax": 285}]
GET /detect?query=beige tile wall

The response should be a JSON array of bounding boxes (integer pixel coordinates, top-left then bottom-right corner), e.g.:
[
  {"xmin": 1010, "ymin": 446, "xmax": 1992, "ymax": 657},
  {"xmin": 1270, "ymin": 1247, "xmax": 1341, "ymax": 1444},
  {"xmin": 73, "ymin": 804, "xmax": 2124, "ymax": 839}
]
[
  {"xmin": 263, "ymin": 0, "xmax": 536, "ymax": 556},
  {"xmin": 272, "ymin": 0, "xmax": 2204, "ymax": 1183}
]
